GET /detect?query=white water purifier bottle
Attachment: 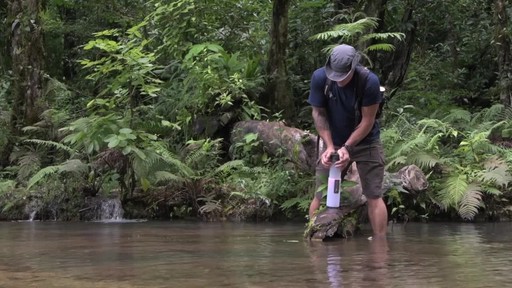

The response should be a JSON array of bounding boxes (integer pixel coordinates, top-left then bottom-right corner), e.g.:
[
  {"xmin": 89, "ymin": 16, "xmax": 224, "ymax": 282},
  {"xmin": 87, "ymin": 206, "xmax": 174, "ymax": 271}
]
[{"xmin": 326, "ymin": 152, "xmax": 341, "ymax": 208}]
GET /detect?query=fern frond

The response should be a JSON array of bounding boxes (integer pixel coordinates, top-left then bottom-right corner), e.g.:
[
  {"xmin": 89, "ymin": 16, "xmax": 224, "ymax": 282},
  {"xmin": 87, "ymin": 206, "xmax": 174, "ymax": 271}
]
[
  {"xmin": 478, "ymin": 166, "xmax": 512, "ymax": 188},
  {"xmin": 457, "ymin": 184, "xmax": 483, "ymax": 220},
  {"xmin": 484, "ymin": 156, "xmax": 507, "ymax": 170},
  {"xmin": 426, "ymin": 133, "xmax": 443, "ymax": 150},
  {"xmin": 24, "ymin": 139, "xmax": 75, "ymax": 154},
  {"xmin": 438, "ymin": 174, "xmax": 468, "ymax": 206},
  {"xmin": 389, "ymin": 133, "xmax": 428, "ymax": 159},
  {"xmin": 154, "ymin": 171, "xmax": 185, "ymax": 184},
  {"xmin": 59, "ymin": 159, "xmax": 89, "ymax": 174},
  {"xmin": 310, "ymin": 18, "xmax": 378, "ymax": 41},
  {"xmin": 463, "ymin": 131, "xmax": 500, "ymax": 155},
  {"xmin": 482, "ymin": 186, "xmax": 502, "ymax": 195},
  {"xmin": 281, "ymin": 196, "xmax": 310, "ymax": 211},
  {"xmin": 365, "ymin": 43, "xmax": 396, "ymax": 52},
  {"xmin": 442, "ymin": 108, "xmax": 472, "ymax": 124},
  {"xmin": 409, "ymin": 152, "xmax": 441, "ymax": 169},
  {"xmin": 0, "ymin": 180, "xmax": 16, "ymax": 195},
  {"xmin": 214, "ymin": 160, "xmax": 246, "ymax": 175},
  {"xmin": 361, "ymin": 32, "xmax": 405, "ymax": 42},
  {"xmin": 385, "ymin": 155, "xmax": 407, "ymax": 170},
  {"xmin": 27, "ymin": 166, "xmax": 60, "ymax": 189},
  {"xmin": 418, "ymin": 119, "xmax": 451, "ymax": 134},
  {"xmin": 17, "ymin": 152, "xmax": 41, "ymax": 181},
  {"xmin": 498, "ymin": 104, "xmax": 512, "ymax": 120},
  {"xmin": 22, "ymin": 126, "xmax": 46, "ymax": 133},
  {"xmin": 151, "ymin": 142, "xmax": 194, "ymax": 177}
]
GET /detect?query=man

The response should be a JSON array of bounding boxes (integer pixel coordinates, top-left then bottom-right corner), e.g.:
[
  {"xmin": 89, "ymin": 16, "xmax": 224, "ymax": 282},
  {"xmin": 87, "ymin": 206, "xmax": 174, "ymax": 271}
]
[{"xmin": 307, "ymin": 44, "xmax": 387, "ymax": 237}]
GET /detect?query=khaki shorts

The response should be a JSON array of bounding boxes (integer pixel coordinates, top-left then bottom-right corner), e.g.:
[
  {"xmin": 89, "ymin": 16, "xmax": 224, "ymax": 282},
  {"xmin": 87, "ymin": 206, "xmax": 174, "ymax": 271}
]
[{"xmin": 314, "ymin": 140, "xmax": 385, "ymax": 200}]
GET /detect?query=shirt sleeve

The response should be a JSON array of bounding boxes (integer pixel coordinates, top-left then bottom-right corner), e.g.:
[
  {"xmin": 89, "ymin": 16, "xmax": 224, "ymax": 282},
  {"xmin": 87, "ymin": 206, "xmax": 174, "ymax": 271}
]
[
  {"xmin": 307, "ymin": 69, "xmax": 327, "ymax": 108},
  {"xmin": 361, "ymin": 72, "xmax": 382, "ymax": 107}
]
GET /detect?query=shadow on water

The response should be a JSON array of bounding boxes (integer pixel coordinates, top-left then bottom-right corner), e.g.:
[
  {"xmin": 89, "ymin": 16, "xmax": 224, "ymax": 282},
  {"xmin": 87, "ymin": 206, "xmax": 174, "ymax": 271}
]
[{"xmin": 0, "ymin": 221, "xmax": 511, "ymax": 287}]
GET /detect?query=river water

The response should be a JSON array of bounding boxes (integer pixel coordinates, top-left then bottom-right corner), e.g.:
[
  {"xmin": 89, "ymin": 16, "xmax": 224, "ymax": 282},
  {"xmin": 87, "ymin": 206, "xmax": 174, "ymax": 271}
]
[{"xmin": 0, "ymin": 221, "xmax": 510, "ymax": 288}]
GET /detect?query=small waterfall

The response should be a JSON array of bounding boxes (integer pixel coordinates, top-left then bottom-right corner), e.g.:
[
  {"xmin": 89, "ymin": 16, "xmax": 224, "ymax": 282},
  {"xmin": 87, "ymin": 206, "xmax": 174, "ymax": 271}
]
[
  {"xmin": 24, "ymin": 199, "xmax": 42, "ymax": 221},
  {"xmin": 99, "ymin": 198, "xmax": 124, "ymax": 221},
  {"xmin": 29, "ymin": 211, "xmax": 37, "ymax": 221}
]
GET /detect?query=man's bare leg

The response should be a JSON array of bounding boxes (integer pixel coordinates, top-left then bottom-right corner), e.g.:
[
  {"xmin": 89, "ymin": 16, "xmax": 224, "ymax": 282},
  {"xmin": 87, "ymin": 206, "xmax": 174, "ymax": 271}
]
[
  {"xmin": 367, "ymin": 197, "xmax": 388, "ymax": 236},
  {"xmin": 309, "ymin": 197, "xmax": 321, "ymax": 219}
]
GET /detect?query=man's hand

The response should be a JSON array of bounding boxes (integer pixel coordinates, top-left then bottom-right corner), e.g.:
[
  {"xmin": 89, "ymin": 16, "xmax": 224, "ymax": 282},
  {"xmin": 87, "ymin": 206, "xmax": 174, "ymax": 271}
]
[
  {"xmin": 320, "ymin": 147, "xmax": 336, "ymax": 167},
  {"xmin": 321, "ymin": 147, "xmax": 350, "ymax": 170},
  {"xmin": 337, "ymin": 146, "xmax": 351, "ymax": 169}
]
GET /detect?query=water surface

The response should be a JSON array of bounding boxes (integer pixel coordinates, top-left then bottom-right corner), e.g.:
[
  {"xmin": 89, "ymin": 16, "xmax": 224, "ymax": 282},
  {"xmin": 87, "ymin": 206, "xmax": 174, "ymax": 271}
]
[{"xmin": 0, "ymin": 221, "xmax": 510, "ymax": 288}]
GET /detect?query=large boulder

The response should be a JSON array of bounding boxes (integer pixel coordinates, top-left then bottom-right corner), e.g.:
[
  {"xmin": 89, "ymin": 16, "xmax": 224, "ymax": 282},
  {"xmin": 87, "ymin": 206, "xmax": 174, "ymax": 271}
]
[{"xmin": 230, "ymin": 120, "xmax": 318, "ymax": 171}]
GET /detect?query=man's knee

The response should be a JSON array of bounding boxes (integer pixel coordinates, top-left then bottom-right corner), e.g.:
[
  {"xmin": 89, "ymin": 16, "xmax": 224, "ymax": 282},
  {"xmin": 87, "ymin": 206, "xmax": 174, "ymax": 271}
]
[{"xmin": 366, "ymin": 197, "xmax": 385, "ymax": 208}]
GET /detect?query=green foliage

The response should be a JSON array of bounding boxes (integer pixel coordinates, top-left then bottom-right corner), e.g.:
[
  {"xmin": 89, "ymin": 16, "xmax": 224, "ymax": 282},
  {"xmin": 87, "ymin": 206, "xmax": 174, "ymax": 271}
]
[
  {"xmin": 230, "ymin": 133, "xmax": 269, "ymax": 166},
  {"xmin": 310, "ymin": 15, "xmax": 405, "ymax": 64},
  {"xmin": 81, "ymin": 26, "xmax": 163, "ymax": 110},
  {"xmin": 148, "ymin": 0, "xmax": 271, "ymax": 60},
  {"xmin": 383, "ymin": 107, "xmax": 512, "ymax": 220},
  {"xmin": 215, "ymin": 159, "xmax": 312, "ymax": 218},
  {"xmin": 61, "ymin": 115, "xmax": 123, "ymax": 155},
  {"xmin": 27, "ymin": 159, "xmax": 88, "ymax": 189},
  {"xmin": 3, "ymin": 0, "xmax": 512, "ymax": 223},
  {"xmin": 410, "ymin": 0, "xmax": 496, "ymax": 102},
  {"xmin": 0, "ymin": 180, "xmax": 27, "ymax": 215},
  {"xmin": 181, "ymin": 43, "xmax": 265, "ymax": 119}
]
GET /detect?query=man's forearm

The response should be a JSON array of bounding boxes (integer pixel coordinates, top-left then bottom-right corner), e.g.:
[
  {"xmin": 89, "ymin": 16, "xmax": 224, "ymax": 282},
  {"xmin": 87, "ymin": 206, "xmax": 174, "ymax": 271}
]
[
  {"xmin": 345, "ymin": 105, "xmax": 379, "ymax": 147},
  {"xmin": 312, "ymin": 108, "xmax": 334, "ymax": 149},
  {"xmin": 345, "ymin": 120, "xmax": 373, "ymax": 146}
]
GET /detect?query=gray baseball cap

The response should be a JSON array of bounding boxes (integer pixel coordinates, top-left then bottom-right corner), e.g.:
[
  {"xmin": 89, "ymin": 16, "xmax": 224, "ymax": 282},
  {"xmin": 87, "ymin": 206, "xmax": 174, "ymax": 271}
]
[{"xmin": 324, "ymin": 44, "xmax": 360, "ymax": 81}]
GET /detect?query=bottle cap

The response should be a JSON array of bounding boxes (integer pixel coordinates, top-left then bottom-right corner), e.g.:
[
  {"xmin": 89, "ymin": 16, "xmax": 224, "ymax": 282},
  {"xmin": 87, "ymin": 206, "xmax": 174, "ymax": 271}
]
[{"xmin": 330, "ymin": 152, "xmax": 339, "ymax": 162}]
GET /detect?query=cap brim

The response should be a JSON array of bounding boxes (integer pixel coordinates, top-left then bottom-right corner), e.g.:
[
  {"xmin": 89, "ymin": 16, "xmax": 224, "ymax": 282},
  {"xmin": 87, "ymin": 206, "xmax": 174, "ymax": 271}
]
[
  {"xmin": 324, "ymin": 53, "xmax": 360, "ymax": 81},
  {"xmin": 325, "ymin": 67, "xmax": 352, "ymax": 82}
]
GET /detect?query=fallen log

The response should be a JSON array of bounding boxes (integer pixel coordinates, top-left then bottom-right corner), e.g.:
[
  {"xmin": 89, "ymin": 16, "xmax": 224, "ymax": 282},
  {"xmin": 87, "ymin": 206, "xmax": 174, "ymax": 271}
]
[
  {"xmin": 229, "ymin": 120, "xmax": 429, "ymax": 240},
  {"xmin": 304, "ymin": 163, "xmax": 428, "ymax": 241}
]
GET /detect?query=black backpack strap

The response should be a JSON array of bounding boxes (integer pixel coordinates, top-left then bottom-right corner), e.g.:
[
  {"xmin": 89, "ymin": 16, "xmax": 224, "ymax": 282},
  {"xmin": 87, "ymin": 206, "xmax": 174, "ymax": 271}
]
[
  {"xmin": 324, "ymin": 78, "xmax": 333, "ymax": 99},
  {"xmin": 354, "ymin": 66, "xmax": 369, "ymax": 126}
]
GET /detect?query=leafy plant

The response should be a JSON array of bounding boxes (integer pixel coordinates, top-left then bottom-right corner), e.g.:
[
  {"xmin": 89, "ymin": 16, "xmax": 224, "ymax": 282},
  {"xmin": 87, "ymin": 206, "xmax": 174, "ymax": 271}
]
[
  {"xmin": 310, "ymin": 15, "xmax": 405, "ymax": 64},
  {"xmin": 382, "ymin": 106, "xmax": 512, "ymax": 220}
]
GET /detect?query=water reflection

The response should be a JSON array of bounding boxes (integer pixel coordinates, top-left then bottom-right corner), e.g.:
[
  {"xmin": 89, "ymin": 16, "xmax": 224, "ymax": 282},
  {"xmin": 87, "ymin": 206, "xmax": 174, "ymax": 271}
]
[
  {"xmin": 363, "ymin": 237, "xmax": 389, "ymax": 287},
  {"xmin": 0, "ymin": 222, "xmax": 511, "ymax": 287},
  {"xmin": 307, "ymin": 236, "xmax": 390, "ymax": 288},
  {"xmin": 326, "ymin": 243, "xmax": 343, "ymax": 287}
]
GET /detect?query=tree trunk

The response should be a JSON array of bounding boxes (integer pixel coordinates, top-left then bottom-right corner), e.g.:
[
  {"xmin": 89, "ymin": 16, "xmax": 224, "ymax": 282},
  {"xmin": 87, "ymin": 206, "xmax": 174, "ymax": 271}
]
[
  {"xmin": 2, "ymin": 0, "xmax": 44, "ymax": 167},
  {"xmin": 378, "ymin": 0, "xmax": 416, "ymax": 96},
  {"xmin": 9, "ymin": 0, "xmax": 44, "ymax": 126},
  {"xmin": 334, "ymin": 0, "xmax": 358, "ymax": 10},
  {"xmin": 359, "ymin": 0, "xmax": 387, "ymax": 56},
  {"xmin": 0, "ymin": 2, "xmax": 7, "ymax": 72},
  {"xmin": 495, "ymin": 0, "xmax": 512, "ymax": 106},
  {"xmin": 265, "ymin": 0, "xmax": 294, "ymax": 120},
  {"xmin": 363, "ymin": 0, "xmax": 387, "ymax": 27}
]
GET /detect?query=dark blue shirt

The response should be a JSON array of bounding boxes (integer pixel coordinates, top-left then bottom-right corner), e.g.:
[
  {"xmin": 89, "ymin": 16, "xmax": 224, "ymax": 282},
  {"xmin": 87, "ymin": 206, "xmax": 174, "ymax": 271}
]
[{"xmin": 308, "ymin": 66, "xmax": 382, "ymax": 147}]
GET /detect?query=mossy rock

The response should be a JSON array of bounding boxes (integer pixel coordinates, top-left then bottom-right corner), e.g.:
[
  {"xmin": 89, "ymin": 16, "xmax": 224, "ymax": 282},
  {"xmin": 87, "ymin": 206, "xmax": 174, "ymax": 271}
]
[{"xmin": 304, "ymin": 205, "xmax": 362, "ymax": 241}]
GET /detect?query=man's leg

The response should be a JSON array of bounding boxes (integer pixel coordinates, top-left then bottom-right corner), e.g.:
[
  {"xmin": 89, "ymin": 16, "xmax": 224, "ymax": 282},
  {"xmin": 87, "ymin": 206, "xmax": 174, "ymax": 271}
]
[
  {"xmin": 309, "ymin": 196, "xmax": 321, "ymax": 219},
  {"xmin": 309, "ymin": 158, "xmax": 329, "ymax": 219},
  {"xmin": 351, "ymin": 140, "xmax": 387, "ymax": 237},
  {"xmin": 367, "ymin": 197, "xmax": 388, "ymax": 236}
]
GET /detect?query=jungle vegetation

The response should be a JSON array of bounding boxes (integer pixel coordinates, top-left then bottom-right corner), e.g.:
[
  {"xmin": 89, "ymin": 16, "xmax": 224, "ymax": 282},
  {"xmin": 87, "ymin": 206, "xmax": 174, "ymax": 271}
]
[{"xmin": 1, "ymin": 0, "xmax": 512, "ymax": 222}]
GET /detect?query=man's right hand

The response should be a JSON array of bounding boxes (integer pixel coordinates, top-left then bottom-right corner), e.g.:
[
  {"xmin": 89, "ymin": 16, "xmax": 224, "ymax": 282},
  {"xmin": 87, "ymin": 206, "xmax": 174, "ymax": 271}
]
[
  {"xmin": 320, "ymin": 147, "xmax": 336, "ymax": 167},
  {"xmin": 338, "ymin": 146, "xmax": 351, "ymax": 169},
  {"xmin": 321, "ymin": 147, "xmax": 350, "ymax": 170}
]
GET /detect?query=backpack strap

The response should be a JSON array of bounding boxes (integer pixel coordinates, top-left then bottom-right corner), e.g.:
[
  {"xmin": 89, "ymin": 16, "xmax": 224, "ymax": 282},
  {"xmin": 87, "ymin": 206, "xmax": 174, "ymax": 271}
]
[
  {"xmin": 353, "ymin": 66, "xmax": 370, "ymax": 127},
  {"xmin": 317, "ymin": 78, "xmax": 334, "ymax": 160},
  {"xmin": 324, "ymin": 78, "xmax": 333, "ymax": 99}
]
